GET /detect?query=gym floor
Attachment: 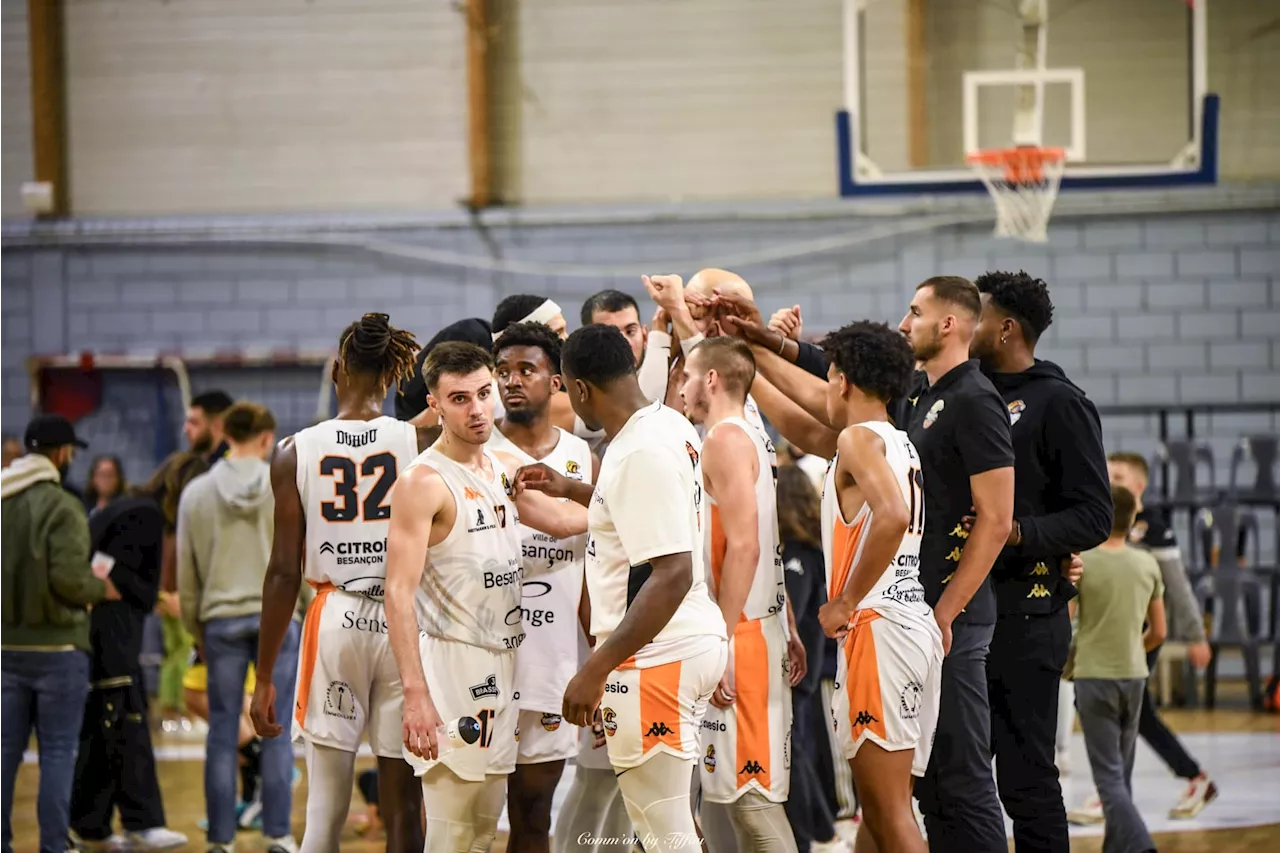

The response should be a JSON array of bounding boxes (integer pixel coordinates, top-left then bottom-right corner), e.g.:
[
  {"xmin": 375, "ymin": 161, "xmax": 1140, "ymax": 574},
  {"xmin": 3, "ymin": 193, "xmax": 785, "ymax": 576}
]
[{"xmin": 13, "ymin": 684, "xmax": 1279, "ymax": 852}]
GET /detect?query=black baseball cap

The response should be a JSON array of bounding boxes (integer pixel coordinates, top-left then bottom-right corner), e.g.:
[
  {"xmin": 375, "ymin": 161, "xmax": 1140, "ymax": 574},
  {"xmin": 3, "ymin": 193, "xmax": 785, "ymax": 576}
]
[{"xmin": 24, "ymin": 414, "xmax": 88, "ymax": 450}]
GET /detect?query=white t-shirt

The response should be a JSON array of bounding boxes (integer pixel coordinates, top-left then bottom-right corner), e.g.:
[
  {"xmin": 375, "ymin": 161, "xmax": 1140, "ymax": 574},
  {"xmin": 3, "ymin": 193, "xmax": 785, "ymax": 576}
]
[
  {"xmin": 586, "ymin": 401, "xmax": 726, "ymax": 667},
  {"xmin": 487, "ymin": 426, "xmax": 592, "ymax": 713},
  {"xmin": 293, "ymin": 416, "xmax": 419, "ymax": 597},
  {"xmin": 821, "ymin": 420, "xmax": 932, "ymax": 627}
]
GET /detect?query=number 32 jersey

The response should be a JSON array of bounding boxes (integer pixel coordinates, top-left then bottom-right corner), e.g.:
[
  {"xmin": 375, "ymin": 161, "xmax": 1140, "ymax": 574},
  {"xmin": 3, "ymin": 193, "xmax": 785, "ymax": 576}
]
[{"xmin": 294, "ymin": 416, "xmax": 420, "ymax": 597}]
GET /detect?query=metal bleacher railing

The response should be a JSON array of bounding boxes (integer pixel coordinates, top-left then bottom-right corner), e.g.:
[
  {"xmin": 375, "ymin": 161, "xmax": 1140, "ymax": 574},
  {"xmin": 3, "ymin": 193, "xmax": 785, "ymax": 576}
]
[{"xmin": 1095, "ymin": 401, "xmax": 1280, "ymax": 711}]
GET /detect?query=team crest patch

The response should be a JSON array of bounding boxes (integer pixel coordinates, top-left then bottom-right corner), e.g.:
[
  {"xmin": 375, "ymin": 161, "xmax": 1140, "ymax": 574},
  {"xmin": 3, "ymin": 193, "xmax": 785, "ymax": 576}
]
[
  {"xmin": 602, "ymin": 708, "xmax": 617, "ymax": 736},
  {"xmin": 468, "ymin": 675, "xmax": 500, "ymax": 700},
  {"xmin": 500, "ymin": 472, "xmax": 513, "ymax": 497},
  {"xmin": 564, "ymin": 459, "xmax": 582, "ymax": 479},
  {"xmin": 685, "ymin": 441, "xmax": 700, "ymax": 469},
  {"xmin": 514, "ymin": 724, "xmax": 520, "ymax": 742},
  {"xmin": 1128, "ymin": 520, "xmax": 1149, "ymax": 544},
  {"xmin": 1008, "ymin": 399, "xmax": 1026, "ymax": 426},
  {"xmin": 923, "ymin": 399, "xmax": 945, "ymax": 429},
  {"xmin": 540, "ymin": 713, "xmax": 562, "ymax": 732},
  {"xmin": 703, "ymin": 744, "xmax": 717, "ymax": 773}
]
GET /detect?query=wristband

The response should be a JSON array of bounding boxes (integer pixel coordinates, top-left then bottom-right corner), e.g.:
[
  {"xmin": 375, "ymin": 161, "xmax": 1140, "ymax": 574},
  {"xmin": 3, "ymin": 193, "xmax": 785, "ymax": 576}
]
[{"xmin": 776, "ymin": 335, "xmax": 787, "ymax": 355}]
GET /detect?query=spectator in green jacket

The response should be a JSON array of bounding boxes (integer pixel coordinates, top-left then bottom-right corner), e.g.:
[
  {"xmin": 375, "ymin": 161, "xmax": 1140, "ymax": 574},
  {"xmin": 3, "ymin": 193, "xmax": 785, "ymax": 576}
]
[{"xmin": 1, "ymin": 414, "xmax": 120, "ymax": 853}]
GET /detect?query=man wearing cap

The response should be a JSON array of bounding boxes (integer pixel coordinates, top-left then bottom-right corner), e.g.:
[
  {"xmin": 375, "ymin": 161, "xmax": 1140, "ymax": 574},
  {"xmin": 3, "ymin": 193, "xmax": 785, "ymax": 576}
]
[{"xmin": 2, "ymin": 414, "xmax": 122, "ymax": 853}]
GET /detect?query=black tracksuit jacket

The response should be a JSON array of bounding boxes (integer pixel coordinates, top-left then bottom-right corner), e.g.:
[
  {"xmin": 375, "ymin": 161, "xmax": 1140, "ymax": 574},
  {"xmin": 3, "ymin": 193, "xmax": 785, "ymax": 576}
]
[{"xmin": 984, "ymin": 359, "xmax": 1112, "ymax": 615}]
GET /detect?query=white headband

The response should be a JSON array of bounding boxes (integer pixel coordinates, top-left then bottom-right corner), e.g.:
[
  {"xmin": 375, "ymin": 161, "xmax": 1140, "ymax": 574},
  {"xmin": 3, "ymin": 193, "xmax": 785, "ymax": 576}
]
[{"xmin": 492, "ymin": 299, "xmax": 562, "ymax": 341}]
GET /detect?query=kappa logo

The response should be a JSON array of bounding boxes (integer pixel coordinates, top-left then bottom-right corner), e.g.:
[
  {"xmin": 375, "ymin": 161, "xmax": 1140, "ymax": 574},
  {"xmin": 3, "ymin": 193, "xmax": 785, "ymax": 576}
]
[
  {"xmin": 1027, "ymin": 583, "xmax": 1052, "ymax": 599},
  {"xmin": 703, "ymin": 744, "xmax": 717, "ymax": 773},
  {"xmin": 319, "ymin": 542, "xmax": 335, "ymax": 554},
  {"xmin": 1031, "ymin": 562, "xmax": 1050, "ymax": 576},
  {"xmin": 739, "ymin": 759, "xmax": 764, "ymax": 776},
  {"xmin": 602, "ymin": 708, "xmax": 617, "ymax": 736},
  {"xmin": 1008, "ymin": 399, "xmax": 1026, "ymax": 426},
  {"xmin": 922, "ymin": 399, "xmax": 944, "ymax": 429},
  {"xmin": 646, "ymin": 721, "xmax": 674, "ymax": 738},
  {"xmin": 468, "ymin": 675, "xmax": 500, "ymax": 700},
  {"xmin": 464, "ymin": 486, "xmax": 483, "ymax": 501},
  {"xmin": 851, "ymin": 710, "xmax": 880, "ymax": 728},
  {"xmin": 684, "ymin": 441, "xmax": 700, "ymax": 469},
  {"xmin": 540, "ymin": 713, "xmax": 562, "ymax": 732}
]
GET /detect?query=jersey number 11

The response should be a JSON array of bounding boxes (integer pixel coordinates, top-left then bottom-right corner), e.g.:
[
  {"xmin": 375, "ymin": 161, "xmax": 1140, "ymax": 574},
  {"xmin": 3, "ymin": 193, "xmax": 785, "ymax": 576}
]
[{"xmin": 320, "ymin": 453, "xmax": 396, "ymax": 522}]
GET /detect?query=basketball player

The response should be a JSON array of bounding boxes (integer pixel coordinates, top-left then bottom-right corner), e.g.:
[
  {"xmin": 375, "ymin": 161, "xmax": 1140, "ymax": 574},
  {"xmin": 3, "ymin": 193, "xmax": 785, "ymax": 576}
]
[
  {"xmin": 806, "ymin": 321, "xmax": 941, "ymax": 853},
  {"xmin": 642, "ymin": 272, "xmax": 769, "ymax": 434},
  {"xmin": 486, "ymin": 322, "xmax": 597, "ymax": 853},
  {"xmin": 677, "ymin": 338, "xmax": 797, "ymax": 853},
  {"xmin": 250, "ymin": 313, "xmax": 426, "ymax": 853},
  {"xmin": 515, "ymin": 324, "xmax": 728, "ymax": 853},
  {"xmin": 490, "ymin": 295, "xmax": 576, "ymax": 434},
  {"xmin": 382, "ymin": 341, "xmax": 589, "ymax": 853}
]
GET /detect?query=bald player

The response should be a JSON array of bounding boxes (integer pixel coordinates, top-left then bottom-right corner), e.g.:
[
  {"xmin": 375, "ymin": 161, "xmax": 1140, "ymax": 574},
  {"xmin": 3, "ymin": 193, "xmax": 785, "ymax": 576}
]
[
  {"xmin": 678, "ymin": 338, "xmax": 799, "ymax": 853},
  {"xmin": 383, "ymin": 342, "xmax": 589, "ymax": 853},
  {"xmin": 643, "ymin": 272, "xmax": 769, "ymax": 434}
]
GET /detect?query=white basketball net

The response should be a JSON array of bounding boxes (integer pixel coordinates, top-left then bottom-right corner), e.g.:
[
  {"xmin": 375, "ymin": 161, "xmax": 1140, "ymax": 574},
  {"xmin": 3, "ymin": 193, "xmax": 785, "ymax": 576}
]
[{"xmin": 966, "ymin": 147, "xmax": 1066, "ymax": 243}]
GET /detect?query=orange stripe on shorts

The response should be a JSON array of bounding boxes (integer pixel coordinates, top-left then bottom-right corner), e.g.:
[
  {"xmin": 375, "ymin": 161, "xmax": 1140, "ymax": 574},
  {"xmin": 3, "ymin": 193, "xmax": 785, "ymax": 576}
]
[
  {"xmin": 843, "ymin": 610, "xmax": 888, "ymax": 743},
  {"xmin": 294, "ymin": 583, "xmax": 335, "ymax": 729},
  {"xmin": 639, "ymin": 659, "xmax": 684, "ymax": 754},
  {"xmin": 734, "ymin": 618, "xmax": 772, "ymax": 791}
]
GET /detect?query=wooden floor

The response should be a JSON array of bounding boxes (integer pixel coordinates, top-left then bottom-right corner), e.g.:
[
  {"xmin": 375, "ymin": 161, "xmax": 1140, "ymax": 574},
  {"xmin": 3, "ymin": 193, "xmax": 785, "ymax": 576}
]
[{"xmin": 12, "ymin": 703, "xmax": 1279, "ymax": 852}]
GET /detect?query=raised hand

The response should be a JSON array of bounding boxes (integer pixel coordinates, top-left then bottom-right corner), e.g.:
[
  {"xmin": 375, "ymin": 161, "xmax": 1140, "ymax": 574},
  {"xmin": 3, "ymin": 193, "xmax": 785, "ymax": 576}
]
[
  {"xmin": 642, "ymin": 274, "xmax": 686, "ymax": 315},
  {"xmin": 769, "ymin": 305, "xmax": 803, "ymax": 340}
]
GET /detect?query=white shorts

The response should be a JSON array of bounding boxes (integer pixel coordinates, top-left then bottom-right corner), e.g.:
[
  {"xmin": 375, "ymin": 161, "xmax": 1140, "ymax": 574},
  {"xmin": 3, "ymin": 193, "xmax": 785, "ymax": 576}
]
[
  {"xmin": 832, "ymin": 609, "xmax": 942, "ymax": 777},
  {"xmin": 515, "ymin": 709, "xmax": 577, "ymax": 765},
  {"xmin": 292, "ymin": 587, "xmax": 403, "ymax": 758},
  {"xmin": 699, "ymin": 616, "xmax": 792, "ymax": 804},
  {"xmin": 600, "ymin": 637, "xmax": 727, "ymax": 771},
  {"xmin": 403, "ymin": 635, "xmax": 518, "ymax": 782}
]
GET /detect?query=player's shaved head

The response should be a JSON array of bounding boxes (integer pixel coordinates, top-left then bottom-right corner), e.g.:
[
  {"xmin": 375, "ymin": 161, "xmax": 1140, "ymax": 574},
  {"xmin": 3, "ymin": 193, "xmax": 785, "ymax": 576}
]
[
  {"xmin": 691, "ymin": 267, "xmax": 747, "ymax": 320},
  {"xmin": 687, "ymin": 268, "xmax": 754, "ymax": 302}
]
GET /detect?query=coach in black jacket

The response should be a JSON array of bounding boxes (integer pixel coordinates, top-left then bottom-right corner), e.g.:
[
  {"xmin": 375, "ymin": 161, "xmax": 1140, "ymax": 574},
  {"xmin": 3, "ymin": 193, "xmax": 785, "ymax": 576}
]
[
  {"xmin": 969, "ymin": 271, "xmax": 1112, "ymax": 853},
  {"xmin": 70, "ymin": 493, "xmax": 183, "ymax": 847}
]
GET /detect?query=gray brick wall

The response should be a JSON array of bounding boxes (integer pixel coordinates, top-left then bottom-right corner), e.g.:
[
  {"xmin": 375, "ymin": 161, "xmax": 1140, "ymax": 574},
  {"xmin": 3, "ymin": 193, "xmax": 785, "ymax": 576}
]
[{"xmin": 2, "ymin": 208, "xmax": 1278, "ymax": 490}]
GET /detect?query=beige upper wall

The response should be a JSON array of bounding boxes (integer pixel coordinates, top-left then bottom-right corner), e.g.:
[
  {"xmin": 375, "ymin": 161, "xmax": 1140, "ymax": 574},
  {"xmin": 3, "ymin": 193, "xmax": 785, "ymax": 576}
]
[
  {"xmin": 2, "ymin": 0, "xmax": 34, "ymax": 220},
  {"xmin": 62, "ymin": 0, "xmax": 468, "ymax": 216},
  {"xmin": 1, "ymin": 0, "xmax": 1274, "ymax": 218},
  {"xmin": 490, "ymin": 0, "xmax": 843, "ymax": 205}
]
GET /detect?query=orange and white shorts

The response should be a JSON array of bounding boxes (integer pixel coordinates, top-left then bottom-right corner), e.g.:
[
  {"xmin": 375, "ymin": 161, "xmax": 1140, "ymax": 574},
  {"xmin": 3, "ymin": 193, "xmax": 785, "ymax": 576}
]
[
  {"xmin": 292, "ymin": 586, "xmax": 403, "ymax": 758},
  {"xmin": 600, "ymin": 637, "xmax": 727, "ymax": 771},
  {"xmin": 832, "ymin": 609, "xmax": 943, "ymax": 777},
  {"xmin": 699, "ymin": 615, "xmax": 792, "ymax": 804}
]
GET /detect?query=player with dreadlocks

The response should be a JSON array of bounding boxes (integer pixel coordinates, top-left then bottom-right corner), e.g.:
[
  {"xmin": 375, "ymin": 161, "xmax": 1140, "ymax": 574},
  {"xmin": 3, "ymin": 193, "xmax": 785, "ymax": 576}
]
[{"xmin": 251, "ymin": 312, "xmax": 427, "ymax": 853}]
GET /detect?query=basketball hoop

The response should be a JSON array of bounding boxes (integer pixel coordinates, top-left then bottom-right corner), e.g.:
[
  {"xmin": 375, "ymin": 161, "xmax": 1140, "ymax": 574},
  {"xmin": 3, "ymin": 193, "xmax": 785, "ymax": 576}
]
[{"xmin": 965, "ymin": 146, "xmax": 1066, "ymax": 243}]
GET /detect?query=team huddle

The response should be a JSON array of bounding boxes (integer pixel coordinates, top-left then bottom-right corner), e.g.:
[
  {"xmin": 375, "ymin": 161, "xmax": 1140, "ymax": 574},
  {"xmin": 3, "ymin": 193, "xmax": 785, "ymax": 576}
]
[{"xmin": 248, "ymin": 269, "xmax": 1026, "ymax": 853}]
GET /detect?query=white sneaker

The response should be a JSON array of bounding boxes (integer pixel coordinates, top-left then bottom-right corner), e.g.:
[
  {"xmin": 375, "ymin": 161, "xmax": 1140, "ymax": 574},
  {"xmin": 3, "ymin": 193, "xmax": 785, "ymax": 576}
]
[
  {"xmin": 127, "ymin": 827, "xmax": 188, "ymax": 850},
  {"xmin": 264, "ymin": 836, "xmax": 299, "ymax": 853},
  {"xmin": 206, "ymin": 845, "xmax": 235, "ymax": 853},
  {"xmin": 1170, "ymin": 774, "xmax": 1218, "ymax": 819},
  {"xmin": 68, "ymin": 833, "xmax": 127, "ymax": 852},
  {"xmin": 1067, "ymin": 793, "xmax": 1104, "ymax": 825},
  {"xmin": 811, "ymin": 837, "xmax": 854, "ymax": 853}
]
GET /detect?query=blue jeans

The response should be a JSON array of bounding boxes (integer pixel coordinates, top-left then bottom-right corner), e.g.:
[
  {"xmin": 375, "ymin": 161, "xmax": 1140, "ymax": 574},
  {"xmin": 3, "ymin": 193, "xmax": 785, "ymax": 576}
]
[
  {"xmin": 2, "ymin": 649, "xmax": 92, "ymax": 853},
  {"xmin": 203, "ymin": 616, "xmax": 300, "ymax": 843}
]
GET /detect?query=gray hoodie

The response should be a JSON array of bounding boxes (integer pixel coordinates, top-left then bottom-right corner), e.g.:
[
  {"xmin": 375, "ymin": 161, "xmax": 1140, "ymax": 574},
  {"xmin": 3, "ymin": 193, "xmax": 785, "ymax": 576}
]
[{"xmin": 176, "ymin": 456, "xmax": 273, "ymax": 642}]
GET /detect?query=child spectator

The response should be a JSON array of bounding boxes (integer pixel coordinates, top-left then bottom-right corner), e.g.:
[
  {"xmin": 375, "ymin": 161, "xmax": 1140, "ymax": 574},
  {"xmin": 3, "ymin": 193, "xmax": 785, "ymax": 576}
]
[{"xmin": 1072, "ymin": 484, "xmax": 1166, "ymax": 853}]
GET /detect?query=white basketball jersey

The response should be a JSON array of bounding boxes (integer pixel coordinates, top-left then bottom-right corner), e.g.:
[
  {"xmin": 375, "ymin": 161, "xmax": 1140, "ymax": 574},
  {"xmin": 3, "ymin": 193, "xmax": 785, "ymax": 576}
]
[
  {"xmin": 487, "ymin": 426, "xmax": 592, "ymax": 712},
  {"xmin": 704, "ymin": 417, "xmax": 785, "ymax": 623},
  {"xmin": 410, "ymin": 447, "xmax": 524, "ymax": 652},
  {"xmin": 821, "ymin": 420, "xmax": 931, "ymax": 625},
  {"xmin": 294, "ymin": 416, "xmax": 419, "ymax": 597}
]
